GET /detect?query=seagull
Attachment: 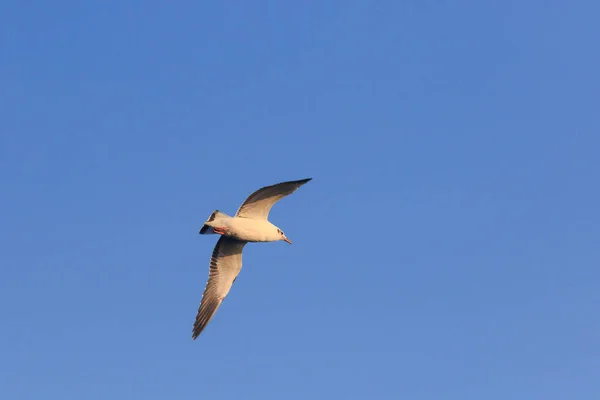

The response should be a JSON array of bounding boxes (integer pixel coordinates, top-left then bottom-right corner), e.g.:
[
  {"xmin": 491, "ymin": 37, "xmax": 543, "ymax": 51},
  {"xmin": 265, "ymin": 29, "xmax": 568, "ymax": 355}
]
[{"xmin": 192, "ymin": 178, "xmax": 312, "ymax": 339}]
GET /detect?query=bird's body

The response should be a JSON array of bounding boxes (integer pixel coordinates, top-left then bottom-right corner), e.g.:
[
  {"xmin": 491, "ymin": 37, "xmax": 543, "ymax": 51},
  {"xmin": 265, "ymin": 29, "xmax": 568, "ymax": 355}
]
[
  {"xmin": 201, "ymin": 212, "xmax": 283, "ymax": 242},
  {"xmin": 191, "ymin": 178, "xmax": 312, "ymax": 339}
]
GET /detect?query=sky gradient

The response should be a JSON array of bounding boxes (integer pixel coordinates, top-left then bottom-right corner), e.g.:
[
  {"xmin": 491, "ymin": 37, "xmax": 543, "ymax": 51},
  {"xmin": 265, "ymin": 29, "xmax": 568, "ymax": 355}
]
[{"xmin": 2, "ymin": 1, "xmax": 599, "ymax": 399}]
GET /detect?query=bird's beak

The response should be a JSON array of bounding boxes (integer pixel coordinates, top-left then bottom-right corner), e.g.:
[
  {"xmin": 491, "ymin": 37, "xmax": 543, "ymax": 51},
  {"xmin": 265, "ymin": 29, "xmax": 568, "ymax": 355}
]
[{"xmin": 284, "ymin": 237, "xmax": 293, "ymax": 245}]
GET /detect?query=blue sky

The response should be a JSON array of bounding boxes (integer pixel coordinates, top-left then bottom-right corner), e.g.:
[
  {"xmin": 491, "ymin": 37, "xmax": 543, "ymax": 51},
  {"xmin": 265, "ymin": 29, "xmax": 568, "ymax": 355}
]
[{"xmin": 1, "ymin": 1, "xmax": 599, "ymax": 399}]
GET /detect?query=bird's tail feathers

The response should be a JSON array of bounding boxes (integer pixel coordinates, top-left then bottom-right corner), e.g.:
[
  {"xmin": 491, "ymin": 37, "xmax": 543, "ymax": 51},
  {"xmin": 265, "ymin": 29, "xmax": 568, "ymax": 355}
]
[{"xmin": 199, "ymin": 210, "xmax": 231, "ymax": 234}]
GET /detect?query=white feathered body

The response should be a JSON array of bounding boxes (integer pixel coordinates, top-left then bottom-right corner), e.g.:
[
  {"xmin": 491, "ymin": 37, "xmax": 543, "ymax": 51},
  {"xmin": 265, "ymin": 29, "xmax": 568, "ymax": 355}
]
[{"xmin": 201, "ymin": 212, "xmax": 281, "ymax": 242}]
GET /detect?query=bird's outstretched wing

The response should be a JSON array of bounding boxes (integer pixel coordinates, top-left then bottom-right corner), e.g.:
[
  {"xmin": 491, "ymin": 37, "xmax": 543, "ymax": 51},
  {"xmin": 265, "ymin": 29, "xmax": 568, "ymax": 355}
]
[
  {"xmin": 192, "ymin": 237, "xmax": 247, "ymax": 339},
  {"xmin": 235, "ymin": 178, "xmax": 312, "ymax": 220}
]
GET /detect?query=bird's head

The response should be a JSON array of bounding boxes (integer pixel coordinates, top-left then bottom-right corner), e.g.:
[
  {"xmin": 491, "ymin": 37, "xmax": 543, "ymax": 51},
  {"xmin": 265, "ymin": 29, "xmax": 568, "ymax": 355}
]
[{"xmin": 276, "ymin": 228, "xmax": 292, "ymax": 245}]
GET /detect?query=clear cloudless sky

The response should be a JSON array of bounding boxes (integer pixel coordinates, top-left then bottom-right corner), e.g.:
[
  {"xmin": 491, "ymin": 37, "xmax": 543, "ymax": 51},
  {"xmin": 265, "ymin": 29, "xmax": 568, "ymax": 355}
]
[{"xmin": 1, "ymin": 1, "xmax": 599, "ymax": 399}]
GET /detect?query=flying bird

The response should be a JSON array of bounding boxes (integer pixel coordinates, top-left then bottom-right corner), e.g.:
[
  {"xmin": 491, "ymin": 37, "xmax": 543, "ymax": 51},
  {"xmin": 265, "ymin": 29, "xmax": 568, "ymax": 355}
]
[{"xmin": 192, "ymin": 178, "xmax": 312, "ymax": 339}]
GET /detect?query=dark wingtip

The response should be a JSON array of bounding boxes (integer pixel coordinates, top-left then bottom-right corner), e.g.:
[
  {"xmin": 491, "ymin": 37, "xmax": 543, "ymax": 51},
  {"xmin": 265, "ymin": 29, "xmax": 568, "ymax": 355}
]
[{"xmin": 191, "ymin": 297, "xmax": 221, "ymax": 340}]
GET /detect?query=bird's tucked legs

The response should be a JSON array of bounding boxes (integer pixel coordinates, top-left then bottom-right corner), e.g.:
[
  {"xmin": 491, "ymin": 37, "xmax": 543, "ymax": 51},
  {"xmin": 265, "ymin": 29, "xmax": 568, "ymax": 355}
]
[{"xmin": 213, "ymin": 227, "xmax": 228, "ymax": 235}]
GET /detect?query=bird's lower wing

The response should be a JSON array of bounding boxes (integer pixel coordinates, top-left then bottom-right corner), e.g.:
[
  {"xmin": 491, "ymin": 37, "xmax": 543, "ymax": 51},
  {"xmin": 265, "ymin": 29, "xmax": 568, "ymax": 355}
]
[{"xmin": 192, "ymin": 237, "xmax": 247, "ymax": 339}]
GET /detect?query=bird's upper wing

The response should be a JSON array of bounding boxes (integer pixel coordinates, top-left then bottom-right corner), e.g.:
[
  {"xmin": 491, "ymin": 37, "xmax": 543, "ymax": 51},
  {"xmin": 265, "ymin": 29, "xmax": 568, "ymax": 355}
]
[
  {"xmin": 235, "ymin": 178, "xmax": 312, "ymax": 220},
  {"xmin": 192, "ymin": 237, "xmax": 247, "ymax": 339}
]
